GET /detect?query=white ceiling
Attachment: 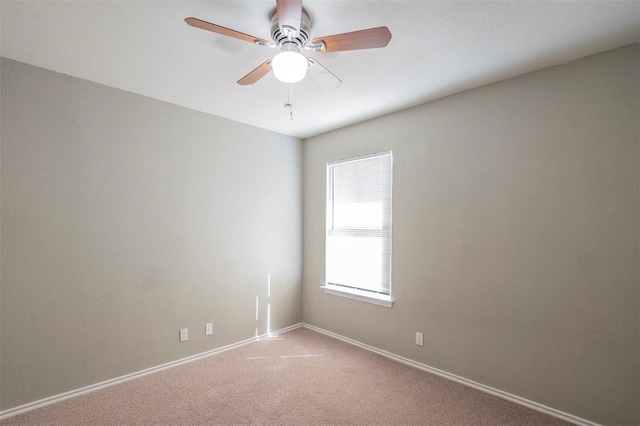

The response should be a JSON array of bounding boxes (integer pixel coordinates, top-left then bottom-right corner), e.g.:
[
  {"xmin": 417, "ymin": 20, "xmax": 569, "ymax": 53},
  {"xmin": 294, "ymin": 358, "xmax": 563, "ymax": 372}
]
[{"xmin": 2, "ymin": 1, "xmax": 639, "ymax": 139}]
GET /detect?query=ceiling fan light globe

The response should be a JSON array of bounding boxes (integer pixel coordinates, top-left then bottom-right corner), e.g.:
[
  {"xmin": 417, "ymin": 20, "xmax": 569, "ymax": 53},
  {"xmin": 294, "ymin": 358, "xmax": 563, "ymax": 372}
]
[{"xmin": 272, "ymin": 51, "xmax": 308, "ymax": 83}]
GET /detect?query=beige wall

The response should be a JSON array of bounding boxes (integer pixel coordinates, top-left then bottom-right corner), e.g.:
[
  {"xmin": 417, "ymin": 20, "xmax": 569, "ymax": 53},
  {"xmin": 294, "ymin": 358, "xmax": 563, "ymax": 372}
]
[
  {"xmin": 303, "ymin": 44, "xmax": 639, "ymax": 425},
  {"xmin": 0, "ymin": 58, "xmax": 302, "ymax": 409},
  {"xmin": 1, "ymin": 43, "xmax": 638, "ymax": 425}
]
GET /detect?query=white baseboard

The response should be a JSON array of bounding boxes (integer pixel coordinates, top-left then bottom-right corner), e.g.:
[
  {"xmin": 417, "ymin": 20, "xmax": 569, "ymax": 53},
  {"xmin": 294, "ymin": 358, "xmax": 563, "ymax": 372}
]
[
  {"xmin": 0, "ymin": 323, "xmax": 303, "ymax": 421},
  {"xmin": 302, "ymin": 323, "xmax": 601, "ymax": 426},
  {"xmin": 0, "ymin": 322, "xmax": 601, "ymax": 426}
]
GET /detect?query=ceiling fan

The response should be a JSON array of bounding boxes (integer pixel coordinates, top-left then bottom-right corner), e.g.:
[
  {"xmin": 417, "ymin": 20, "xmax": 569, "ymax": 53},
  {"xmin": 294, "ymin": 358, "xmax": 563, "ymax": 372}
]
[{"xmin": 185, "ymin": 0, "xmax": 392, "ymax": 89}]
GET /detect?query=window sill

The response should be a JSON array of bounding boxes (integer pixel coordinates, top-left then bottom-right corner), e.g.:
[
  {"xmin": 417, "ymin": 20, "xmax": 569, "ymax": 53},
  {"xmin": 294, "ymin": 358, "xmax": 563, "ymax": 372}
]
[{"xmin": 321, "ymin": 285, "xmax": 394, "ymax": 308}]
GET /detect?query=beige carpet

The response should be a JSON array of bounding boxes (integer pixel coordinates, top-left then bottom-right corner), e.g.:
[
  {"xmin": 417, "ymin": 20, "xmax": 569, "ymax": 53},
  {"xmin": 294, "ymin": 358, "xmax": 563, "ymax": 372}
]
[{"xmin": 1, "ymin": 327, "xmax": 570, "ymax": 425}]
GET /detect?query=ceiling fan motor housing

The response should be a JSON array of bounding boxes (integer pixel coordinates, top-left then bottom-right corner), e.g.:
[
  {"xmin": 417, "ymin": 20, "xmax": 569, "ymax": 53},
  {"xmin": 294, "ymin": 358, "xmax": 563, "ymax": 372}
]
[{"xmin": 270, "ymin": 8, "xmax": 312, "ymax": 52}]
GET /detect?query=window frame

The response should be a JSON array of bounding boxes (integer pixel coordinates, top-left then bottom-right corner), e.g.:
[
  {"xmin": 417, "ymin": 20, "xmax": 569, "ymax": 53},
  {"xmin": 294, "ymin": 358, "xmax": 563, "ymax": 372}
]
[{"xmin": 322, "ymin": 151, "xmax": 394, "ymax": 308}]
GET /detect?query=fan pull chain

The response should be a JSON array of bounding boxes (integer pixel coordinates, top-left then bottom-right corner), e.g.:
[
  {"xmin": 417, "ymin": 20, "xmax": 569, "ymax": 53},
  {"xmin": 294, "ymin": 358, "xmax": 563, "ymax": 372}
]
[{"xmin": 284, "ymin": 84, "xmax": 294, "ymax": 120}]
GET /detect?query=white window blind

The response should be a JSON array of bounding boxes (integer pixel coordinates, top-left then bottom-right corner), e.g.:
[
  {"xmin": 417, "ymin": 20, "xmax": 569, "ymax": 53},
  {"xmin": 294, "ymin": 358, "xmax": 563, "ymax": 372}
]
[{"xmin": 326, "ymin": 152, "xmax": 392, "ymax": 295}]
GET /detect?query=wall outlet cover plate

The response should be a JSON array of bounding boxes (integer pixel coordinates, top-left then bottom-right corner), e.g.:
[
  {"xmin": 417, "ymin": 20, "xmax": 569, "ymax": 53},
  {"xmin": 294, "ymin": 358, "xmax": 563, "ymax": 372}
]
[{"xmin": 179, "ymin": 328, "xmax": 188, "ymax": 342}]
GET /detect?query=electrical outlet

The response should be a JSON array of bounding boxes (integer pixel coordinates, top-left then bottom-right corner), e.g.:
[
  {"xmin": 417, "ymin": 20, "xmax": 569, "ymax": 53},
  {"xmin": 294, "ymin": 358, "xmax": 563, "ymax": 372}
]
[
  {"xmin": 179, "ymin": 328, "xmax": 188, "ymax": 342},
  {"xmin": 205, "ymin": 323, "xmax": 213, "ymax": 336},
  {"xmin": 415, "ymin": 332, "xmax": 424, "ymax": 347}
]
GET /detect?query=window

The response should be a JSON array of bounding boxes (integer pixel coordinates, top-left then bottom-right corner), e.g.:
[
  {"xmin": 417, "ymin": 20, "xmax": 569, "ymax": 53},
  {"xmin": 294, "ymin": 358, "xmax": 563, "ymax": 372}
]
[{"xmin": 324, "ymin": 152, "xmax": 393, "ymax": 307}]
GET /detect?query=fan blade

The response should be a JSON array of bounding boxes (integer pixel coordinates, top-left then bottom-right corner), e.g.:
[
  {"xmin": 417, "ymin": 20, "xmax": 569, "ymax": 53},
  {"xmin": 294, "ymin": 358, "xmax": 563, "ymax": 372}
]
[
  {"xmin": 276, "ymin": 0, "xmax": 302, "ymax": 35},
  {"xmin": 185, "ymin": 17, "xmax": 270, "ymax": 45},
  {"xmin": 237, "ymin": 60, "xmax": 273, "ymax": 85},
  {"xmin": 312, "ymin": 26, "xmax": 392, "ymax": 52},
  {"xmin": 307, "ymin": 58, "xmax": 342, "ymax": 89}
]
